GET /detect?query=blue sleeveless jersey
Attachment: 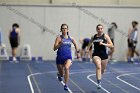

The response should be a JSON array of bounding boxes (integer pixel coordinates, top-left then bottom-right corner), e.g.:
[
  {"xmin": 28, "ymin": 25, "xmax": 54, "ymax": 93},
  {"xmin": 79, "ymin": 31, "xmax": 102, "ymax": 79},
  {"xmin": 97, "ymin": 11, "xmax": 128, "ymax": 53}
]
[
  {"xmin": 10, "ymin": 28, "xmax": 18, "ymax": 38},
  {"xmin": 56, "ymin": 35, "xmax": 72, "ymax": 64},
  {"xmin": 57, "ymin": 35, "xmax": 72, "ymax": 59}
]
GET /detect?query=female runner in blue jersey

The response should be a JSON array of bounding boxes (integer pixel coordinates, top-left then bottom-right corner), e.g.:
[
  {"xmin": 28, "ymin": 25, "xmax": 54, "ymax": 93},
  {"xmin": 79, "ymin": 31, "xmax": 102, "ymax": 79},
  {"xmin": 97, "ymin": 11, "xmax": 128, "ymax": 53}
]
[
  {"xmin": 88, "ymin": 24, "xmax": 113, "ymax": 89},
  {"xmin": 53, "ymin": 24, "xmax": 80, "ymax": 91}
]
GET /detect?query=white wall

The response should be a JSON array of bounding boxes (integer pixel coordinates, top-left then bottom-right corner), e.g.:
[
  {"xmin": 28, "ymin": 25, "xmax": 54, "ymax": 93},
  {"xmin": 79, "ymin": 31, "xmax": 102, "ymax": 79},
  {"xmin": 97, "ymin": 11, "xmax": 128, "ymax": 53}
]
[
  {"xmin": 0, "ymin": 4, "xmax": 140, "ymax": 61},
  {"xmin": 1, "ymin": 0, "xmax": 140, "ymax": 5}
]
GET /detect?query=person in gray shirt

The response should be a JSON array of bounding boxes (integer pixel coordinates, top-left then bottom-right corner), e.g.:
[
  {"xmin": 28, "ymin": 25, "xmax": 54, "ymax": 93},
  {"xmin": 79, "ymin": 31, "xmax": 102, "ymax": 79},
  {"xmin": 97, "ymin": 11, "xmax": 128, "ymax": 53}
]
[
  {"xmin": 108, "ymin": 22, "xmax": 117, "ymax": 61},
  {"xmin": 128, "ymin": 21, "xmax": 139, "ymax": 62}
]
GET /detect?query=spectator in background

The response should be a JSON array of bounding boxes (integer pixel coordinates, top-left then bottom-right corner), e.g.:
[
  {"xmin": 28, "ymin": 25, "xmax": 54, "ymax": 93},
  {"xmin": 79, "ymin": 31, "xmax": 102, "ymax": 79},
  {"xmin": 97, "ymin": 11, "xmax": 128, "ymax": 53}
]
[
  {"xmin": 108, "ymin": 22, "xmax": 118, "ymax": 61},
  {"xmin": 9, "ymin": 23, "xmax": 20, "ymax": 62},
  {"xmin": 127, "ymin": 21, "xmax": 139, "ymax": 63},
  {"xmin": 79, "ymin": 37, "xmax": 92, "ymax": 61}
]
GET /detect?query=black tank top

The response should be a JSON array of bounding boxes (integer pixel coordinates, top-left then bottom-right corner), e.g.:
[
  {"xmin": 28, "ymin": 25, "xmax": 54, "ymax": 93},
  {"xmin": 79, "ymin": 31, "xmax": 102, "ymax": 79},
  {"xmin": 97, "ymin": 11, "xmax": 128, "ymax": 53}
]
[{"xmin": 92, "ymin": 33, "xmax": 107, "ymax": 53}]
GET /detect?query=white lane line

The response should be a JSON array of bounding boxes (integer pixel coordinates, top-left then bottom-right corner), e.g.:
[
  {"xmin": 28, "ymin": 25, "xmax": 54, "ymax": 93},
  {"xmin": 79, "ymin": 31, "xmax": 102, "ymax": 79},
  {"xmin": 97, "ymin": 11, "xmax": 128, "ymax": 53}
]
[
  {"xmin": 59, "ymin": 70, "xmax": 95, "ymax": 93},
  {"xmin": 27, "ymin": 74, "xmax": 36, "ymax": 93},
  {"xmin": 86, "ymin": 71, "xmax": 134, "ymax": 93},
  {"xmin": 116, "ymin": 73, "xmax": 140, "ymax": 91},
  {"xmin": 87, "ymin": 72, "xmax": 111, "ymax": 93},
  {"xmin": 27, "ymin": 69, "xmax": 133, "ymax": 93},
  {"xmin": 27, "ymin": 64, "xmax": 42, "ymax": 93},
  {"xmin": 27, "ymin": 71, "xmax": 73, "ymax": 93},
  {"xmin": 27, "ymin": 70, "xmax": 94, "ymax": 93},
  {"xmin": 27, "ymin": 71, "xmax": 57, "ymax": 93}
]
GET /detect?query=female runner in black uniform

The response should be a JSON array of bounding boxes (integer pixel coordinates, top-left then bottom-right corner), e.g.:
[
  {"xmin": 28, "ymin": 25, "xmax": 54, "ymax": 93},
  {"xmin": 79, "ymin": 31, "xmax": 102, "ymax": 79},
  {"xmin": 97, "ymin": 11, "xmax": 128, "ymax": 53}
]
[{"xmin": 88, "ymin": 24, "xmax": 113, "ymax": 89}]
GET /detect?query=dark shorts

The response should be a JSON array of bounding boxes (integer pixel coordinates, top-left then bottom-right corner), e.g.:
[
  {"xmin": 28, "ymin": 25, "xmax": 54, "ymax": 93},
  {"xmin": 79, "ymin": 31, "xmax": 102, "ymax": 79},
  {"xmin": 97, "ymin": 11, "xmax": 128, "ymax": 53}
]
[
  {"xmin": 56, "ymin": 55, "xmax": 72, "ymax": 64},
  {"xmin": 82, "ymin": 42, "xmax": 92, "ymax": 50},
  {"xmin": 92, "ymin": 52, "xmax": 108, "ymax": 60},
  {"xmin": 127, "ymin": 39, "xmax": 137, "ymax": 49},
  {"xmin": 10, "ymin": 37, "xmax": 19, "ymax": 48},
  {"xmin": 127, "ymin": 39, "xmax": 132, "ymax": 48}
]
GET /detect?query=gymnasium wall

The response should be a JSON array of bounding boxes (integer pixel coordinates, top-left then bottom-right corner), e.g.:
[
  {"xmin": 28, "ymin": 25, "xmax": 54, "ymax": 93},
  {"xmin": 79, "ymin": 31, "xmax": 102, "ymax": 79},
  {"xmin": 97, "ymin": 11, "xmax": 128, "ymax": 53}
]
[
  {"xmin": 1, "ymin": 0, "xmax": 140, "ymax": 5},
  {"xmin": 0, "ymin": 4, "xmax": 140, "ymax": 61}
]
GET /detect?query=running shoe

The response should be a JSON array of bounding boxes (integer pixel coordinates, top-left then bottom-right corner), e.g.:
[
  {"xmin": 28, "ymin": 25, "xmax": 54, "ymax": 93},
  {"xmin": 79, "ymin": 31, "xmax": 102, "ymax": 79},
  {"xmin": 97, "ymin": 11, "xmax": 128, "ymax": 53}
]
[
  {"xmin": 97, "ymin": 82, "xmax": 101, "ymax": 89},
  {"xmin": 64, "ymin": 85, "xmax": 68, "ymax": 91},
  {"xmin": 57, "ymin": 73, "xmax": 62, "ymax": 81}
]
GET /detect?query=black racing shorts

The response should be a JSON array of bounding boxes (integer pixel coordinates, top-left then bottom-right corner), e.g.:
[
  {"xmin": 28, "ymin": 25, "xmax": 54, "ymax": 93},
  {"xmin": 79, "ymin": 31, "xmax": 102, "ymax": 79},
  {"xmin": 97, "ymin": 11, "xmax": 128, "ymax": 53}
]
[
  {"xmin": 92, "ymin": 52, "xmax": 108, "ymax": 60},
  {"xmin": 10, "ymin": 37, "xmax": 19, "ymax": 48},
  {"xmin": 82, "ymin": 42, "xmax": 92, "ymax": 50}
]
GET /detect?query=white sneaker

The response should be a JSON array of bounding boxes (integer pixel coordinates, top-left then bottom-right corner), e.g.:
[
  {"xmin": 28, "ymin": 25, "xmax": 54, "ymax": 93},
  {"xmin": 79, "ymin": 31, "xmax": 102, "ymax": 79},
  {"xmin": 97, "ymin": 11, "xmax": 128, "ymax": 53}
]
[
  {"xmin": 131, "ymin": 58, "xmax": 134, "ymax": 61},
  {"xmin": 97, "ymin": 83, "xmax": 102, "ymax": 89},
  {"xmin": 13, "ymin": 57, "xmax": 16, "ymax": 61},
  {"xmin": 13, "ymin": 57, "xmax": 18, "ymax": 63}
]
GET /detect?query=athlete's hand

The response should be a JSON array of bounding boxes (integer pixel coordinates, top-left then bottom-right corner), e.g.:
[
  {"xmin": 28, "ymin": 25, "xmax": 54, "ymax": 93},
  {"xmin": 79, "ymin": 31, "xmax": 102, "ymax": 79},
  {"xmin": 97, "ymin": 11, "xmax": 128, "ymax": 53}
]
[
  {"xmin": 99, "ymin": 41, "xmax": 103, "ymax": 45},
  {"xmin": 77, "ymin": 52, "xmax": 80, "ymax": 59}
]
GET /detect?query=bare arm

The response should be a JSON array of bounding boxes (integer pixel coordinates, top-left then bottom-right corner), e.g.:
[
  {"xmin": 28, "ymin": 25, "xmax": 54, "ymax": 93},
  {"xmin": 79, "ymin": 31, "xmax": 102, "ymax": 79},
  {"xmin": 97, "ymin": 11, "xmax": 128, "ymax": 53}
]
[
  {"xmin": 53, "ymin": 36, "xmax": 61, "ymax": 51},
  {"xmin": 71, "ymin": 37, "xmax": 79, "ymax": 52},
  {"xmin": 100, "ymin": 34, "xmax": 114, "ymax": 48},
  {"xmin": 87, "ymin": 36, "xmax": 94, "ymax": 49},
  {"xmin": 16, "ymin": 28, "xmax": 20, "ymax": 45},
  {"xmin": 8, "ymin": 30, "xmax": 11, "ymax": 40},
  {"xmin": 71, "ymin": 37, "xmax": 80, "ymax": 58},
  {"xmin": 128, "ymin": 27, "xmax": 131, "ymax": 38},
  {"xmin": 79, "ymin": 37, "xmax": 84, "ymax": 44}
]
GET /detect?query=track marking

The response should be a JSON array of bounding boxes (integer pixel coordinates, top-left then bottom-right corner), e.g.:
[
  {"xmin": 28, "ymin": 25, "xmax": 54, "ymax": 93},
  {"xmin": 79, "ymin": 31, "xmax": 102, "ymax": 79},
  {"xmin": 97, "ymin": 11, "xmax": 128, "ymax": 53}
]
[
  {"xmin": 87, "ymin": 71, "xmax": 132, "ymax": 93},
  {"xmin": 87, "ymin": 73, "xmax": 111, "ymax": 93},
  {"xmin": 27, "ymin": 70, "xmax": 94, "ymax": 93},
  {"xmin": 27, "ymin": 71, "xmax": 57, "ymax": 93},
  {"xmin": 27, "ymin": 64, "xmax": 134, "ymax": 93},
  {"xmin": 27, "ymin": 70, "xmax": 73, "ymax": 93},
  {"xmin": 117, "ymin": 73, "xmax": 140, "ymax": 91},
  {"xmin": 51, "ymin": 62, "xmax": 92, "ymax": 93},
  {"xmin": 27, "ymin": 64, "xmax": 42, "ymax": 93}
]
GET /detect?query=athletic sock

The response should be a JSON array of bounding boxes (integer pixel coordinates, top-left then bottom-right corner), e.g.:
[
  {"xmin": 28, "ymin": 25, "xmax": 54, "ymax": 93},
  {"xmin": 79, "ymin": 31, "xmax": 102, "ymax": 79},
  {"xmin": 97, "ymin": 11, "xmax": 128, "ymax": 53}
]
[
  {"xmin": 57, "ymin": 73, "xmax": 62, "ymax": 81},
  {"xmin": 97, "ymin": 80, "xmax": 101, "ymax": 84},
  {"xmin": 97, "ymin": 80, "xmax": 101, "ymax": 89}
]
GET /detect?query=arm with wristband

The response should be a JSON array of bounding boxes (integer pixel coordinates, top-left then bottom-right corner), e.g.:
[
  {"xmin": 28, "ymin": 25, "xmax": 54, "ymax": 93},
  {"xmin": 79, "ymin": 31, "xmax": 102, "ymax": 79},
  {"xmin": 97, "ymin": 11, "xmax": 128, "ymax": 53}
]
[{"xmin": 71, "ymin": 37, "xmax": 80, "ymax": 59}]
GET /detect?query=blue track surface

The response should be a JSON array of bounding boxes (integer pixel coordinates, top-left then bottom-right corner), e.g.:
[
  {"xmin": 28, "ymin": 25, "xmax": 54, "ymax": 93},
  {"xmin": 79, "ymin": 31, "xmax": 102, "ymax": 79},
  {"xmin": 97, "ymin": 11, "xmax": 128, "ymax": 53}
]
[{"xmin": 0, "ymin": 61, "xmax": 140, "ymax": 93}]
